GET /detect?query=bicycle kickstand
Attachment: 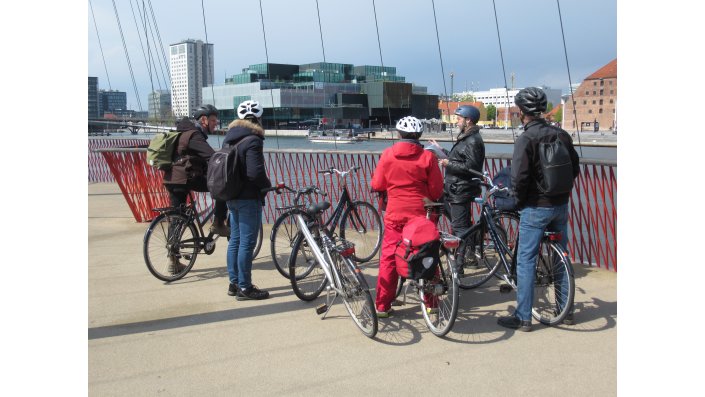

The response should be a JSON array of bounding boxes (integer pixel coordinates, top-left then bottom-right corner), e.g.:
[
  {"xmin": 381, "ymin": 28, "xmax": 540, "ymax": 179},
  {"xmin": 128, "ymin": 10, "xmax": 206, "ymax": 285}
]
[{"xmin": 315, "ymin": 285, "xmax": 340, "ymax": 319}]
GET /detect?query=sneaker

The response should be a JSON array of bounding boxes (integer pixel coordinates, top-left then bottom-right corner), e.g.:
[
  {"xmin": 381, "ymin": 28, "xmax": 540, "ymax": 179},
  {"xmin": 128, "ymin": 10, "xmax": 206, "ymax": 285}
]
[
  {"xmin": 210, "ymin": 222, "xmax": 230, "ymax": 236},
  {"xmin": 236, "ymin": 285, "xmax": 270, "ymax": 301},
  {"xmin": 563, "ymin": 313, "xmax": 575, "ymax": 325},
  {"xmin": 376, "ymin": 308, "xmax": 394, "ymax": 318},
  {"xmin": 227, "ymin": 283, "xmax": 239, "ymax": 297},
  {"xmin": 497, "ymin": 315, "xmax": 532, "ymax": 332},
  {"xmin": 168, "ymin": 257, "xmax": 185, "ymax": 274}
]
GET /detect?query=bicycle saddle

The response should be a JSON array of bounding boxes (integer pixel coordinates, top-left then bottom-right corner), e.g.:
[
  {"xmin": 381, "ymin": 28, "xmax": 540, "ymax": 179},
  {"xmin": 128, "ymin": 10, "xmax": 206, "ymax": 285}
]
[{"xmin": 306, "ymin": 201, "xmax": 331, "ymax": 216}]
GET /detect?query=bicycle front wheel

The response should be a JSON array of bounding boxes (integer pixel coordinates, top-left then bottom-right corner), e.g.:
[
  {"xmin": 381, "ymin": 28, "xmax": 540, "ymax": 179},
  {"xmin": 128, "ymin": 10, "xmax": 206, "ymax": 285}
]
[
  {"xmin": 143, "ymin": 212, "xmax": 198, "ymax": 282},
  {"xmin": 340, "ymin": 201, "xmax": 383, "ymax": 263},
  {"xmin": 532, "ymin": 240, "xmax": 575, "ymax": 326},
  {"xmin": 270, "ymin": 211, "xmax": 305, "ymax": 278},
  {"xmin": 420, "ymin": 247, "xmax": 459, "ymax": 337},
  {"xmin": 288, "ymin": 232, "xmax": 328, "ymax": 301},
  {"xmin": 337, "ymin": 254, "xmax": 378, "ymax": 338}
]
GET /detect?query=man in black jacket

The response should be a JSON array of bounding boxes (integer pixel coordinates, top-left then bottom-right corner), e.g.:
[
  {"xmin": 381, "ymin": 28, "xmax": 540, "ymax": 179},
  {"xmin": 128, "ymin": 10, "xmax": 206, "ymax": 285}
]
[
  {"xmin": 497, "ymin": 87, "xmax": 580, "ymax": 332},
  {"xmin": 430, "ymin": 105, "xmax": 485, "ymax": 271}
]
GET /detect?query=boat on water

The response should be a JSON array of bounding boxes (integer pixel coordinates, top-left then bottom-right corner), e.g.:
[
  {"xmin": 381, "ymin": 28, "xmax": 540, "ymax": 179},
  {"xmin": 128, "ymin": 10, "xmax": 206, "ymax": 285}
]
[{"xmin": 307, "ymin": 129, "xmax": 363, "ymax": 144}]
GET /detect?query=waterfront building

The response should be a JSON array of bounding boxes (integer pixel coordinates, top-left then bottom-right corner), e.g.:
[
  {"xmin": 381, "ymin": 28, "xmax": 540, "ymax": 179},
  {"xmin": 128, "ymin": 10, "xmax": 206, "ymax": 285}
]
[
  {"xmin": 98, "ymin": 89, "xmax": 127, "ymax": 116},
  {"xmin": 88, "ymin": 77, "xmax": 99, "ymax": 119},
  {"xmin": 438, "ymin": 101, "xmax": 487, "ymax": 125},
  {"xmin": 562, "ymin": 58, "xmax": 617, "ymax": 132},
  {"xmin": 148, "ymin": 90, "xmax": 172, "ymax": 120},
  {"xmin": 203, "ymin": 62, "xmax": 439, "ymax": 128},
  {"xmin": 169, "ymin": 39, "xmax": 214, "ymax": 118}
]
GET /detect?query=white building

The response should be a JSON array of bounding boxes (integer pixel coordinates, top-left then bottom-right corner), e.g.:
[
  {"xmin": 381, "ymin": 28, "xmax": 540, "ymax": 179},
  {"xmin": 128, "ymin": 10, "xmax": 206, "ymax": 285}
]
[
  {"xmin": 169, "ymin": 39, "xmax": 214, "ymax": 118},
  {"xmin": 456, "ymin": 86, "xmax": 562, "ymax": 110}
]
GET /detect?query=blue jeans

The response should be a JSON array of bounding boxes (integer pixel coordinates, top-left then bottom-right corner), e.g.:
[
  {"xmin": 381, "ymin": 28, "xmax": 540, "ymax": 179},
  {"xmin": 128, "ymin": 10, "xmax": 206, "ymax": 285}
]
[
  {"xmin": 515, "ymin": 204, "xmax": 570, "ymax": 321},
  {"xmin": 226, "ymin": 200, "xmax": 262, "ymax": 290}
]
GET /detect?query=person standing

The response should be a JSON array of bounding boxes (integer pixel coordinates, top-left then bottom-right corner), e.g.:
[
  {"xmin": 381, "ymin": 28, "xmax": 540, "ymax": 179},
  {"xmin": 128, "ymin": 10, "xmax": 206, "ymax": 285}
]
[
  {"xmin": 497, "ymin": 87, "xmax": 580, "ymax": 332},
  {"xmin": 371, "ymin": 116, "xmax": 444, "ymax": 317},
  {"xmin": 223, "ymin": 100, "xmax": 272, "ymax": 300},
  {"xmin": 429, "ymin": 105, "xmax": 485, "ymax": 271}
]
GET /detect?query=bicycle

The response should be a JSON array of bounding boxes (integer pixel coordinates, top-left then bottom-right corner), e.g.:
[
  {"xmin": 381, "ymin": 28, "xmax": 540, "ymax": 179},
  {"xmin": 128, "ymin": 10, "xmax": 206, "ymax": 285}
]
[
  {"xmin": 461, "ymin": 169, "xmax": 575, "ymax": 325},
  {"xmin": 270, "ymin": 165, "xmax": 383, "ymax": 279},
  {"xmin": 276, "ymin": 183, "xmax": 378, "ymax": 338},
  {"xmin": 143, "ymin": 193, "xmax": 263, "ymax": 282},
  {"xmin": 393, "ymin": 200, "xmax": 462, "ymax": 337}
]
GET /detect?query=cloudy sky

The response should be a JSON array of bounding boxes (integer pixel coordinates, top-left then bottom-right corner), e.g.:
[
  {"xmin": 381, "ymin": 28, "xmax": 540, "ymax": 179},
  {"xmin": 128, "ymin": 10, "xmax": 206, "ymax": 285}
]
[{"xmin": 88, "ymin": 0, "xmax": 616, "ymax": 111}]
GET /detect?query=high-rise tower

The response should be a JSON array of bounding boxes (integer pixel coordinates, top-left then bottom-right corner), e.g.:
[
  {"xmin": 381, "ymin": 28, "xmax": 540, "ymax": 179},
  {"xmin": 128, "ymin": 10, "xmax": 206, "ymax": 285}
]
[{"xmin": 169, "ymin": 39, "xmax": 214, "ymax": 118}]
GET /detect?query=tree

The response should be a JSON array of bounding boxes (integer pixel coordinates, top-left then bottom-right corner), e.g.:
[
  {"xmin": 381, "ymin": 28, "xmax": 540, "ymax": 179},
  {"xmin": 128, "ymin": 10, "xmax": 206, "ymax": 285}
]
[
  {"xmin": 554, "ymin": 106, "xmax": 563, "ymax": 123},
  {"xmin": 457, "ymin": 94, "xmax": 476, "ymax": 102},
  {"xmin": 547, "ymin": 102, "xmax": 554, "ymax": 112},
  {"xmin": 486, "ymin": 104, "xmax": 497, "ymax": 122}
]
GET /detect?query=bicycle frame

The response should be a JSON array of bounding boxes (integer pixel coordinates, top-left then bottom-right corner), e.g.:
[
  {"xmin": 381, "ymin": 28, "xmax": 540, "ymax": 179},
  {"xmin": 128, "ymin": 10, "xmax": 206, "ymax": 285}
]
[{"xmin": 293, "ymin": 212, "xmax": 344, "ymax": 297}]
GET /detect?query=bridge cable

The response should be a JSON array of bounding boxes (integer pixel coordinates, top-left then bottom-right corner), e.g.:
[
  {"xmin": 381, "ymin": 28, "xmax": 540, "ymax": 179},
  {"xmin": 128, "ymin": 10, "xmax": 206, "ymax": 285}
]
[
  {"xmin": 111, "ymin": 0, "xmax": 142, "ymax": 111},
  {"xmin": 258, "ymin": 0, "xmax": 281, "ymax": 149},
  {"xmin": 556, "ymin": 0, "xmax": 583, "ymax": 157},
  {"xmin": 128, "ymin": 0, "xmax": 157, "ymax": 95},
  {"xmin": 146, "ymin": 0, "xmax": 171, "ymax": 88},
  {"xmin": 136, "ymin": 0, "xmax": 169, "ymax": 94},
  {"xmin": 314, "ymin": 0, "xmax": 338, "ymax": 150},
  {"xmin": 200, "ymin": 0, "xmax": 221, "ymax": 146},
  {"xmin": 491, "ymin": 0, "xmax": 516, "ymax": 143},
  {"xmin": 371, "ymin": 0, "xmax": 394, "ymax": 141},
  {"xmin": 88, "ymin": 0, "xmax": 112, "ymax": 90},
  {"xmin": 142, "ymin": 1, "xmax": 157, "ymax": 115},
  {"xmin": 430, "ymin": 0, "xmax": 453, "ymax": 141}
]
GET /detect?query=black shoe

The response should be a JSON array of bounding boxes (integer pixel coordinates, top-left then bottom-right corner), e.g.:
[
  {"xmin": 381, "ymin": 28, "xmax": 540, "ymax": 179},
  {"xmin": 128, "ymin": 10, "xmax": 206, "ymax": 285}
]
[
  {"xmin": 236, "ymin": 285, "xmax": 270, "ymax": 301},
  {"xmin": 227, "ymin": 283, "xmax": 239, "ymax": 297},
  {"xmin": 168, "ymin": 257, "xmax": 185, "ymax": 274},
  {"xmin": 497, "ymin": 315, "xmax": 532, "ymax": 332},
  {"xmin": 563, "ymin": 313, "xmax": 575, "ymax": 325}
]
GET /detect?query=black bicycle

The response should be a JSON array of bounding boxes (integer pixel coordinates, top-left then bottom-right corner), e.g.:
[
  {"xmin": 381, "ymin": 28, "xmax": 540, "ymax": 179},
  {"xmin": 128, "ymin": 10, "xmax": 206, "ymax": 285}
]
[
  {"xmin": 143, "ymin": 193, "xmax": 263, "ymax": 282},
  {"xmin": 269, "ymin": 166, "xmax": 383, "ymax": 278}
]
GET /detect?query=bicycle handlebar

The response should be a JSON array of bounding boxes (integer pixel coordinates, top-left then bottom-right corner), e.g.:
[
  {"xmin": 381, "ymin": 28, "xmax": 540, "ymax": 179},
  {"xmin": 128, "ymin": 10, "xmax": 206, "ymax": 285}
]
[
  {"xmin": 263, "ymin": 182, "xmax": 327, "ymax": 206},
  {"xmin": 318, "ymin": 166, "xmax": 361, "ymax": 178}
]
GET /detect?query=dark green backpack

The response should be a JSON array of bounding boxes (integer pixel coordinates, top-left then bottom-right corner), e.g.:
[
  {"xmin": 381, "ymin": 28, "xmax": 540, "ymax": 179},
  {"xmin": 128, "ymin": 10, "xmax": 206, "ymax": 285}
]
[{"xmin": 146, "ymin": 131, "xmax": 181, "ymax": 170}]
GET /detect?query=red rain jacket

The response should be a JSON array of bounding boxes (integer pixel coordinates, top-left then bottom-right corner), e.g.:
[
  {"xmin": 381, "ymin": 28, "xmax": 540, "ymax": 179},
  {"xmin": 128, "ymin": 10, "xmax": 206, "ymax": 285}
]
[{"xmin": 371, "ymin": 141, "xmax": 444, "ymax": 223}]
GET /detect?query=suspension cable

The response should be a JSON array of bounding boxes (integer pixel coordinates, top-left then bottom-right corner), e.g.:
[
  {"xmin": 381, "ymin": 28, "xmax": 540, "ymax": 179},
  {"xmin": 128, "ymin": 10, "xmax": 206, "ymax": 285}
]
[
  {"xmin": 431, "ymin": 0, "xmax": 452, "ymax": 141},
  {"xmin": 371, "ymin": 0, "xmax": 394, "ymax": 141},
  {"xmin": 556, "ymin": 0, "xmax": 583, "ymax": 156},
  {"xmin": 146, "ymin": 0, "xmax": 171, "ymax": 87},
  {"xmin": 199, "ymin": 0, "xmax": 222, "ymax": 146},
  {"xmin": 111, "ymin": 0, "xmax": 142, "ymax": 111},
  {"xmin": 491, "ymin": 0, "xmax": 515, "ymax": 142},
  {"xmin": 142, "ymin": 1, "xmax": 156, "ymax": 116},
  {"xmin": 128, "ymin": 0, "xmax": 157, "ymax": 94},
  {"xmin": 258, "ymin": 0, "xmax": 280, "ymax": 149},
  {"xmin": 138, "ymin": 0, "xmax": 169, "ymax": 93},
  {"xmin": 314, "ymin": 0, "xmax": 337, "ymax": 150},
  {"xmin": 88, "ymin": 0, "xmax": 112, "ymax": 91}
]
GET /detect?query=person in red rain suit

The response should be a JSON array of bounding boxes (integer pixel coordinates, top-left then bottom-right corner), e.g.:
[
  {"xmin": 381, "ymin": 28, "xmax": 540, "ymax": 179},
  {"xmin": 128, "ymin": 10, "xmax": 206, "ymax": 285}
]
[{"xmin": 371, "ymin": 116, "xmax": 444, "ymax": 317}]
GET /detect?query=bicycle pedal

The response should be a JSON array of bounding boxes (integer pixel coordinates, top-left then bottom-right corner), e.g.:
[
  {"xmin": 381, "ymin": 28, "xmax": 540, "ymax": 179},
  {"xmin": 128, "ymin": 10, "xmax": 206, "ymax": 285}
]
[
  {"xmin": 315, "ymin": 304, "xmax": 328, "ymax": 315},
  {"xmin": 499, "ymin": 284, "xmax": 513, "ymax": 294}
]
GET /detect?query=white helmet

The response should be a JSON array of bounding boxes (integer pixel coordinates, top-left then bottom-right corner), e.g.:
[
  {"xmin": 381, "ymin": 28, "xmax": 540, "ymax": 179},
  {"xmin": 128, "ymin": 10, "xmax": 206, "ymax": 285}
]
[
  {"xmin": 396, "ymin": 116, "xmax": 423, "ymax": 137},
  {"xmin": 237, "ymin": 100, "xmax": 263, "ymax": 119}
]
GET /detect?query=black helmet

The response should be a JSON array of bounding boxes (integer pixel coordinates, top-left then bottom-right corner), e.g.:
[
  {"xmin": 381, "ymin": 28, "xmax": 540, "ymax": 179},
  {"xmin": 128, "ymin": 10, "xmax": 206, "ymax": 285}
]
[
  {"xmin": 454, "ymin": 105, "xmax": 480, "ymax": 124},
  {"xmin": 193, "ymin": 104, "xmax": 218, "ymax": 119},
  {"xmin": 514, "ymin": 87, "xmax": 547, "ymax": 116}
]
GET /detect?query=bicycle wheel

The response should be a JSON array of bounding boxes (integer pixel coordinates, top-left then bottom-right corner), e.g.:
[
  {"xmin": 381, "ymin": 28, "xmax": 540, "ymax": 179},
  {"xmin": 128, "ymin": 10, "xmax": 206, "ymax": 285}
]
[
  {"xmin": 270, "ymin": 211, "xmax": 309, "ymax": 278},
  {"xmin": 337, "ymin": 253, "xmax": 378, "ymax": 338},
  {"xmin": 420, "ymin": 247, "xmax": 459, "ymax": 337},
  {"xmin": 340, "ymin": 201, "xmax": 383, "ymax": 263},
  {"xmin": 531, "ymin": 240, "xmax": 575, "ymax": 325},
  {"xmin": 288, "ymin": 232, "xmax": 328, "ymax": 301},
  {"xmin": 143, "ymin": 212, "xmax": 198, "ymax": 282},
  {"xmin": 253, "ymin": 221, "xmax": 263, "ymax": 258}
]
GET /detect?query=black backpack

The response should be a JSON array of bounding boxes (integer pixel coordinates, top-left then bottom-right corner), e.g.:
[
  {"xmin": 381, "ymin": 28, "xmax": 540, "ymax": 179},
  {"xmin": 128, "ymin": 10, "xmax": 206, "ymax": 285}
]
[
  {"xmin": 492, "ymin": 166, "xmax": 518, "ymax": 211},
  {"xmin": 207, "ymin": 135, "xmax": 257, "ymax": 201},
  {"xmin": 537, "ymin": 133, "xmax": 574, "ymax": 196}
]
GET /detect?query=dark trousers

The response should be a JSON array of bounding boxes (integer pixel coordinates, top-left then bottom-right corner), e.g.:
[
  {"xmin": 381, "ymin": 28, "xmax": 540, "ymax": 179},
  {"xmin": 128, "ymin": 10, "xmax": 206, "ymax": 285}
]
[
  {"xmin": 445, "ymin": 200, "xmax": 474, "ymax": 263},
  {"xmin": 165, "ymin": 183, "xmax": 227, "ymax": 223}
]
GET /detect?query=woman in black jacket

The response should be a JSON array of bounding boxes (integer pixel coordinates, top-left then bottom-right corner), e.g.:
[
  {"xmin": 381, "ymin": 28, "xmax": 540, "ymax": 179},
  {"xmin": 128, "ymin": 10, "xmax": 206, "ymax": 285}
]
[{"xmin": 222, "ymin": 100, "xmax": 272, "ymax": 300}]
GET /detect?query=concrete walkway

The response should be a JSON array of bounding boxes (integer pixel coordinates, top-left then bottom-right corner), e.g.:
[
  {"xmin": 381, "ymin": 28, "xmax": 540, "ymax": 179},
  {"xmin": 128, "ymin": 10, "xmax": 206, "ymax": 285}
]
[{"xmin": 88, "ymin": 182, "xmax": 617, "ymax": 396}]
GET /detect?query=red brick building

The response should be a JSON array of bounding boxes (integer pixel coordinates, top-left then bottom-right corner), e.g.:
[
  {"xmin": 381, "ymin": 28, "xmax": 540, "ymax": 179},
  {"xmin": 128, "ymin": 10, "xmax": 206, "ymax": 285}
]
[{"xmin": 562, "ymin": 59, "xmax": 617, "ymax": 132}]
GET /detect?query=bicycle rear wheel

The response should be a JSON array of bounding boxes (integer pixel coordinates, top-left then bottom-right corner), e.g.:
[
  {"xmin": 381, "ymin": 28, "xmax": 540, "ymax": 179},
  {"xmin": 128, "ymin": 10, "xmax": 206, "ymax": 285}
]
[
  {"xmin": 531, "ymin": 240, "xmax": 575, "ymax": 325},
  {"xmin": 143, "ymin": 212, "xmax": 198, "ymax": 282},
  {"xmin": 420, "ymin": 248, "xmax": 459, "ymax": 337},
  {"xmin": 340, "ymin": 201, "xmax": 383, "ymax": 263},
  {"xmin": 337, "ymin": 253, "xmax": 378, "ymax": 338},
  {"xmin": 288, "ymin": 232, "xmax": 328, "ymax": 301},
  {"xmin": 270, "ymin": 211, "xmax": 306, "ymax": 278},
  {"xmin": 253, "ymin": 222, "xmax": 263, "ymax": 258}
]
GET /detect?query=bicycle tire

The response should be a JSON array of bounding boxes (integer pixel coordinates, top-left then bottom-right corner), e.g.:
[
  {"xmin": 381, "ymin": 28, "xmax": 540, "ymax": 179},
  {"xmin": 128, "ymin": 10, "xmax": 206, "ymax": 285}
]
[
  {"xmin": 420, "ymin": 247, "xmax": 459, "ymax": 337},
  {"xmin": 531, "ymin": 240, "xmax": 575, "ymax": 326},
  {"xmin": 288, "ymin": 232, "xmax": 328, "ymax": 301},
  {"xmin": 143, "ymin": 212, "xmax": 198, "ymax": 282},
  {"xmin": 270, "ymin": 211, "xmax": 310, "ymax": 278},
  {"xmin": 253, "ymin": 221, "xmax": 263, "ymax": 258},
  {"xmin": 340, "ymin": 201, "xmax": 383, "ymax": 263},
  {"xmin": 337, "ymin": 254, "xmax": 378, "ymax": 338}
]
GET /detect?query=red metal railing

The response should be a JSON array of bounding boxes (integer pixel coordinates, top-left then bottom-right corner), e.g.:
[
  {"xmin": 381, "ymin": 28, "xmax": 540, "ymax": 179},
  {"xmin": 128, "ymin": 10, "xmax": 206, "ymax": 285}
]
[{"xmin": 90, "ymin": 140, "xmax": 617, "ymax": 271}]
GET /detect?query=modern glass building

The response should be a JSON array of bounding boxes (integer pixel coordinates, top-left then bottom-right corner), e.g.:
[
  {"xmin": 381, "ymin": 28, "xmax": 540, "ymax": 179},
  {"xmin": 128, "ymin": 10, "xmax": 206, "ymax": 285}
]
[
  {"xmin": 88, "ymin": 77, "xmax": 99, "ymax": 119},
  {"xmin": 203, "ymin": 61, "xmax": 439, "ymax": 128},
  {"xmin": 148, "ymin": 90, "xmax": 172, "ymax": 119},
  {"xmin": 98, "ymin": 90, "xmax": 127, "ymax": 116}
]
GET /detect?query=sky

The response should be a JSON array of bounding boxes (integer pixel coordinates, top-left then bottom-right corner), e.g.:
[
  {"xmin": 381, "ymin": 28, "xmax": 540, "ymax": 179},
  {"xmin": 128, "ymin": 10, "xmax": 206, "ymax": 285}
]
[{"xmin": 87, "ymin": 0, "xmax": 617, "ymax": 111}]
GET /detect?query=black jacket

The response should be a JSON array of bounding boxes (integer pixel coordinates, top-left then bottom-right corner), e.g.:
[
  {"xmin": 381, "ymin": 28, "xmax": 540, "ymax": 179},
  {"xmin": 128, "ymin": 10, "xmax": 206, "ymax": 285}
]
[
  {"xmin": 511, "ymin": 118, "xmax": 580, "ymax": 208},
  {"xmin": 443, "ymin": 125, "xmax": 486, "ymax": 203},
  {"xmin": 163, "ymin": 118, "xmax": 214, "ymax": 186},
  {"xmin": 223, "ymin": 119, "xmax": 272, "ymax": 202}
]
